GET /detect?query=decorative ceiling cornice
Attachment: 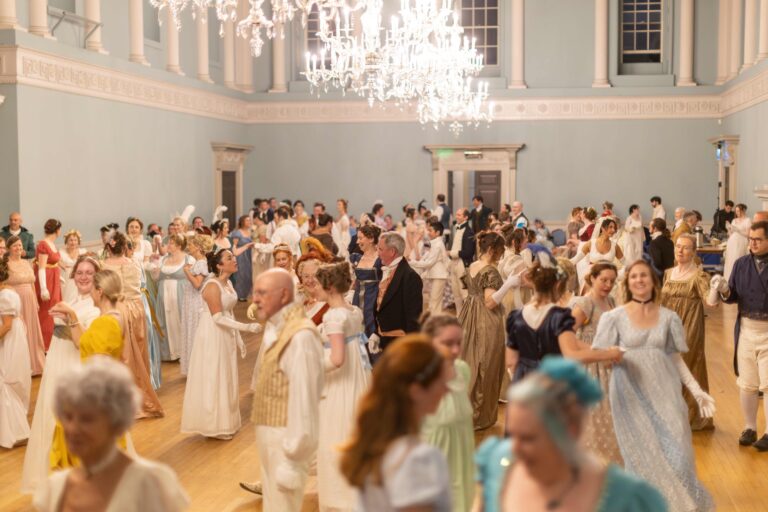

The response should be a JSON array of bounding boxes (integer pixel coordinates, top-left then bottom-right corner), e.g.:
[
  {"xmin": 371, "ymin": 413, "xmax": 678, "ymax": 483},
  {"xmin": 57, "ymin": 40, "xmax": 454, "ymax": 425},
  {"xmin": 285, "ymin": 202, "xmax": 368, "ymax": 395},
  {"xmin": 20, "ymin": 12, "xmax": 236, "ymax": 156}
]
[{"xmin": 0, "ymin": 45, "xmax": 764, "ymax": 124}]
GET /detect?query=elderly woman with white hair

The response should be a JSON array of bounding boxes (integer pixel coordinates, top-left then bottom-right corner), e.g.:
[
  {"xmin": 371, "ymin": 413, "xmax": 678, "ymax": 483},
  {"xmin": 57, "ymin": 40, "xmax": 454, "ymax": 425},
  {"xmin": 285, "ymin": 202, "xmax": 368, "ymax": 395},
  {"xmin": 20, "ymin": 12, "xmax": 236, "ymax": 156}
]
[
  {"xmin": 474, "ymin": 357, "xmax": 667, "ymax": 512},
  {"xmin": 34, "ymin": 356, "xmax": 189, "ymax": 511}
]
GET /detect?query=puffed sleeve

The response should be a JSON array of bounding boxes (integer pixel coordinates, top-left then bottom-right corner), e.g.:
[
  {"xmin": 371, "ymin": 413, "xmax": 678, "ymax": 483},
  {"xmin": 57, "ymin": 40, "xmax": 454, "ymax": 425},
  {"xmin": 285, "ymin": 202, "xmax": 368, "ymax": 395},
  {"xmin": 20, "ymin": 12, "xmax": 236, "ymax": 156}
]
[
  {"xmin": 592, "ymin": 309, "xmax": 620, "ymax": 349},
  {"xmin": 386, "ymin": 444, "xmax": 450, "ymax": 509},
  {"xmin": 191, "ymin": 259, "xmax": 209, "ymax": 276},
  {"xmin": 136, "ymin": 460, "xmax": 190, "ymax": 512},
  {"xmin": 551, "ymin": 308, "xmax": 576, "ymax": 337},
  {"xmin": 0, "ymin": 290, "xmax": 19, "ymax": 317},
  {"xmin": 322, "ymin": 308, "xmax": 346, "ymax": 335},
  {"xmin": 664, "ymin": 309, "xmax": 689, "ymax": 354},
  {"xmin": 693, "ymin": 270, "xmax": 710, "ymax": 302},
  {"xmin": 505, "ymin": 311, "xmax": 520, "ymax": 350},
  {"xmin": 479, "ymin": 267, "xmax": 503, "ymax": 291}
]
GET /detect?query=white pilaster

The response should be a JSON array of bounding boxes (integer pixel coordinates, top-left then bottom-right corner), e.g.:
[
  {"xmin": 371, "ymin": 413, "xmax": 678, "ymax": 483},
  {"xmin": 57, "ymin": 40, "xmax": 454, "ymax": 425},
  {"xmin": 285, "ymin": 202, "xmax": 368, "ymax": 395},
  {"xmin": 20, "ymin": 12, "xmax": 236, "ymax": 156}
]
[
  {"xmin": 716, "ymin": 0, "xmax": 731, "ymax": 84},
  {"xmin": 728, "ymin": 0, "xmax": 743, "ymax": 79},
  {"xmin": 223, "ymin": 18, "xmax": 235, "ymax": 88},
  {"xmin": 677, "ymin": 0, "xmax": 696, "ymax": 86},
  {"xmin": 508, "ymin": 0, "xmax": 526, "ymax": 89},
  {"xmin": 759, "ymin": 0, "xmax": 768, "ymax": 60},
  {"xmin": 593, "ymin": 0, "xmax": 611, "ymax": 88},
  {"xmin": 743, "ymin": 0, "xmax": 758, "ymax": 69},
  {"xmin": 0, "ymin": 0, "xmax": 19, "ymax": 29},
  {"xmin": 196, "ymin": 9, "xmax": 212, "ymax": 82},
  {"xmin": 28, "ymin": 0, "xmax": 51, "ymax": 37},
  {"xmin": 129, "ymin": 0, "xmax": 149, "ymax": 65},
  {"xmin": 235, "ymin": 0, "xmax": 254, "ymax": 93},
  {"xmin": 84, "ymin": 0, "xmax": 107, "ymax": 54},
  {"xmin": 166, "ymin": 9, "xmax": 183, "ymax": 75},
  {"xmin": 269, "ymin": 23, "xmax": 288, "ymax": 93}
]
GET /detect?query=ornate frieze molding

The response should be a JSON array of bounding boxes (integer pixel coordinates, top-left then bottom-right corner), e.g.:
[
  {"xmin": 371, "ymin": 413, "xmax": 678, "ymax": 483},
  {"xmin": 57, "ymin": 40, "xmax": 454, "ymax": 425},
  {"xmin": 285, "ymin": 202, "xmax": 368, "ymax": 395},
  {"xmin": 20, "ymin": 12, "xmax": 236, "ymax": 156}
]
[
  {"xmin": 0, "ymin": 46, "xmax": 250, "ymax": 122},
  {"xmin": 2, "ymin": 44, "xmax": 768, "ymax": 124}
]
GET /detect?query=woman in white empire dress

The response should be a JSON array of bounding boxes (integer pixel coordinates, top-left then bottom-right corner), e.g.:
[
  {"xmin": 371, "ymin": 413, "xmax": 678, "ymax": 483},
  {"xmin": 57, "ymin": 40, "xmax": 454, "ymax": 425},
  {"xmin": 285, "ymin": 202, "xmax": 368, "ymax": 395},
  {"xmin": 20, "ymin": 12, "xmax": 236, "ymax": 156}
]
[
  {"xmin": 58, "ymin": 231, "xmax": 85, "ymax": 304},
  {"xmin": 314, "ymin": 262, "xmax": 371, "ymax": 511},
  {"xmin": 0, "ymin": 272, "xmax": 32, "ymax": 450},
  {"xmin": 181, "ymin": 249, "xmax": 261, "ymax": 439},
  {"xmin": 21, "ymin": 255, "xmax": 101, "ymax": 493},
  {"xmin": 724, "ymin": 203, "xmax": 752, "ymax": 280},
  {"xmin": 332, "ymin": 199, "xmax": 352, "ymax": 259},
  {"xmin": 151, "ymin": 235, "xmax": 194, "ymax": 361},
  {"xmin": 623, "ymin": 204, "xmax": 644, "ymax": 265}
]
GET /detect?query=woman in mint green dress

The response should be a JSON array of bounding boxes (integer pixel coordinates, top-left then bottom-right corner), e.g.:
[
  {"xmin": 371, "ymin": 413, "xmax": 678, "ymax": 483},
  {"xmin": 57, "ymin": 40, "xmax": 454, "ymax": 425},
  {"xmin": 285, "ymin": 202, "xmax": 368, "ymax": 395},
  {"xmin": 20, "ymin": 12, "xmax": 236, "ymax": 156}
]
[
  {"xmin": 421, "ymin": 315, "xmax": 475, "ymax": 512},
  {"xmin": 474, "ymin": 357, "xmax": 667, "ymax": 512}
]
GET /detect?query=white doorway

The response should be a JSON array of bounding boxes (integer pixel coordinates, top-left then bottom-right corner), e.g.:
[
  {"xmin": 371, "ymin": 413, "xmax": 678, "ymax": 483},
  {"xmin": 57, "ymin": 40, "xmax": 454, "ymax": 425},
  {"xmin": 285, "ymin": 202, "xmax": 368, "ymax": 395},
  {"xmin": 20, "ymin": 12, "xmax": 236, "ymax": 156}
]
[{"xmin": 211, "ymin": 142, "xmax": 253, "ymax": 223}]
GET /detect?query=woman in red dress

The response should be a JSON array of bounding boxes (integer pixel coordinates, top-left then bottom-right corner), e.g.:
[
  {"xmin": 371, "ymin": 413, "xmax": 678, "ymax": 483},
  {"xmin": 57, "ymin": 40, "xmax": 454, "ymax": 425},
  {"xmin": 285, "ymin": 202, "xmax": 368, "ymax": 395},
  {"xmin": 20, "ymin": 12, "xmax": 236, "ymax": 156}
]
[{"xmin": 35, "ymin": 219, "xmax": 63, "ymax": 350}]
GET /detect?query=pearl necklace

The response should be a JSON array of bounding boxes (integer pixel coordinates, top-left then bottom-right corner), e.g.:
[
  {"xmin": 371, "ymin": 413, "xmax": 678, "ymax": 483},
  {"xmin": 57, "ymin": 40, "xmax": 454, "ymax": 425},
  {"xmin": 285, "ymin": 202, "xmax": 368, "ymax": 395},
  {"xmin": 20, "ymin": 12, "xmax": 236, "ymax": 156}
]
[{"xmin": 83, "ymin": 446, "xmax": 119, "ymax": 479}]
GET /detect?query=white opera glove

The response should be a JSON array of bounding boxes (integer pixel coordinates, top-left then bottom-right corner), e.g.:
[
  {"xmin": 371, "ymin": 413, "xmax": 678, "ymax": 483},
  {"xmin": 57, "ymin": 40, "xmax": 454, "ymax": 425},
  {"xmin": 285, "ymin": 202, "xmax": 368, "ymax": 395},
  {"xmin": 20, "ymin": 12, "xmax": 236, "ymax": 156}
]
[
  {"xmin": 212, "ymin": 312, "xmax": 262, "ymax": 334},
  {"xmin": 673, "ymin": 353, "xmax": 716, "ymax": 419},
  {"xmin": 275, "ymin": 460, "xmax": 303, "ymax": 491},
  {"xmin": 710, "ymin": 275, "xmax": 729, "ymax": 294},
  {"xmin": 570, "ymin": 251, "xmax": 586, "ymax": 265},
  {"xmin": 38, "ymin": 269, "xmax": 50, "ymax": 301},
  {"xmin": 368, "ymin": 333, "xmax": 381, "ymax": 355},
  {"xmin": 491, "ymin": 272, "xmax": 522, "ymax": 304},
  {"xmin": 706, "ymin": 285, "xmax": 721, "ymax": 307}
]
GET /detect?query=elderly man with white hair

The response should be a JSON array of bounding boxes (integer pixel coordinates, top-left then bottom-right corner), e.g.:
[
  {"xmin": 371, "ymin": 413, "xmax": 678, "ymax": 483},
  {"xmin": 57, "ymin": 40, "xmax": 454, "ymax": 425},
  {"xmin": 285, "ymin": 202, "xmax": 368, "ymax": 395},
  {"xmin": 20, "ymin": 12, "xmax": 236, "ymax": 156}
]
[
  {"xmin": 34, "ymin": 356, "xmax": 189, "ymax": 511},
  {"xmin": 244, "ymin": 268, "xmax": 324, "ymax": 511},
  {"xmin": 510, "ymin": 201, "xmax": 529, "ymax": 229},
  {"xmin": 673, "ymin": 207, "xmax": 686, "ymax": 230}
]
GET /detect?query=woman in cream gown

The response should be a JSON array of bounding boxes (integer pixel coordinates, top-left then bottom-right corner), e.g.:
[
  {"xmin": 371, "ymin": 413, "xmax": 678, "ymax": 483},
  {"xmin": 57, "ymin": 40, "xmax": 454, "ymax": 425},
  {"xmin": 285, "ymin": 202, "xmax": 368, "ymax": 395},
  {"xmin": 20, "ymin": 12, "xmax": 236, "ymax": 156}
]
[
  {"xmin": 724, "ymin": 203, "xmax": 752, "ymax": 280},
  {"xmin": 151, "ymin": 234, "xmax": 193, "ymax": 361},
  {"xmin": 332, "ymin": 199, "xmax": 351, "ymax": 259},
  {"xmin": 58, "ymin": 230, "xmax": 85, "ymax": 304},
  {"xmin": 21, "ymin": 256, "xmax": 100, "ymax": 493},
  {"xmin": 0, "ymin": 262, "xmax": 32, "ymax": 450},
  {"xmin": 623, "ymin": 205, "xmax": 644, "ymax": 265}
]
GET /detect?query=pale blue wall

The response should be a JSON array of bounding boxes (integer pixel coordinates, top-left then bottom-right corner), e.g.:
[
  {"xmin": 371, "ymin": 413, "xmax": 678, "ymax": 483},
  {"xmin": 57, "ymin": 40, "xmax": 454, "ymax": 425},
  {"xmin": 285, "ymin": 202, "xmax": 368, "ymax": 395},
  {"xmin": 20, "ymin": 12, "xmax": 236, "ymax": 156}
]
[
  {"xmin": 12, "ymin": 85, "xmax": 245, "ymax": 239},
  {"xmin": 723, "ymin": 101, "xmax": 768, "ymax": 214},
  {"xmin": 0, "ymin": 85, "xmax": 21, "ymax": 214},
  {"xmin": 245, "ymin": 116, "xmax": 721, "ymax": 224}
]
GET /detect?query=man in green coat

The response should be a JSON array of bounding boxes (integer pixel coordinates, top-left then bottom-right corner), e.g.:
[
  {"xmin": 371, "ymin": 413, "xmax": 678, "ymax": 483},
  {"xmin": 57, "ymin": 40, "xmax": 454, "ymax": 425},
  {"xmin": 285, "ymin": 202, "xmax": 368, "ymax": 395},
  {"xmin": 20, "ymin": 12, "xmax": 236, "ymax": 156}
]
[{"xmin": 1, "ymin": 212, "xmax": 36, "ymax": 259}]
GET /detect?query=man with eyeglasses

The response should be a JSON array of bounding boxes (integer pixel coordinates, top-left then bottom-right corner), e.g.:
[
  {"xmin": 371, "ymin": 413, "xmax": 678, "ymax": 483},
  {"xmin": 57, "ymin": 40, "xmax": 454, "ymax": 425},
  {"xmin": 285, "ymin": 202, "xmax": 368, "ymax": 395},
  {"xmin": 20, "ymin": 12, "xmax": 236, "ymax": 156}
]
[{"xmin": 709, "ymin": 220, "xmax": 768, "ymax": 451}]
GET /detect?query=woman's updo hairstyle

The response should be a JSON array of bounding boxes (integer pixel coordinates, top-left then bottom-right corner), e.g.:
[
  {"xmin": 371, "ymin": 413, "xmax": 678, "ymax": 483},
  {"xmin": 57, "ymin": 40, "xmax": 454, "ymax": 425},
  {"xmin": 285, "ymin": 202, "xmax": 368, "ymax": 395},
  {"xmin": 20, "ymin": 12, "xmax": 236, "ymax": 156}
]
[
  {"xmin": 212, "ymin": 219, "xmax": 229, "ymax": 236},
  {"xmin": 358, "ymin": 224, "xmax": 382, "ymax": 244},
  {"xmin": 420, "ymin": 313, "xmax": 461, "ymax": 337},
  {"xmin": 206, "ymin": 249, "xmax": 230, "ymax": 276},
  {"xmin": 477, "ymin": 231, "xmax": 505, "ymax": 262},
  {"xmin": 529, "ymin": 259, "xmax": 560, "ymax": 296},
  {"xmin": 500, "ymin": 223, "xmax": 517, "ymax": 247},
  {"xmin": 4, "ymin": 235, "xmax": 21, "ymax": 261},
  {"xmin": 70, "ymin": 255, "xmax": 101, "ymax": 279},
  {"xmin": 599, "ymin": 218, "xmax": 617, "ymax": 235},
  {"xmin": 44, "ymin": 218, "xmax": 62, "ymax": 235},
  {"xmin": 105, "ymin": 231, "xmax": 128, "ymax": 256},
  {"xmin": 189, "ymin": 234, "xmax": 214, "ymax": 254},
  {"xmin": 94, "ymin": 269, "xmax": 123, "ymax": 303},
  {"xmin": 650, "ymin": 218, "xmax": 670, "ymax": 238},
  {"xmin": 316, "ymin": 261, "xmax": 353, "ymax": 294},
  {"xmin": 583, "ymin": 207, "xmax": 598, "ymax": 222},
  {"xmin": 168, "ymin": 233, "xmax": 187, "ymax": 251},
  {"xmin": 585, "ymin": 262, "xmax": 618, "ymax": 287}
]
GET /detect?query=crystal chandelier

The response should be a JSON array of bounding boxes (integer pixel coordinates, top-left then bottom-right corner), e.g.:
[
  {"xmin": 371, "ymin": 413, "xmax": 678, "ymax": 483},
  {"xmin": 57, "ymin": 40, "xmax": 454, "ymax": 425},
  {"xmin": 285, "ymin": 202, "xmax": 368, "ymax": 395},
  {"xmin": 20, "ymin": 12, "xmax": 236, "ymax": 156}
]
[{"xmin": 303, "ymin": 0, "xmax": 494, "ymax": 132}]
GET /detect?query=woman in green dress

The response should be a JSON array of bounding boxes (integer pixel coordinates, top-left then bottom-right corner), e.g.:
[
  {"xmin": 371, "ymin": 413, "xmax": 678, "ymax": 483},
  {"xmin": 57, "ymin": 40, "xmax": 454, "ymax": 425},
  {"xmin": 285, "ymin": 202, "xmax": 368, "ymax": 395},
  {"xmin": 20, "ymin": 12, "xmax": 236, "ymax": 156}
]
[
  {"xmin": 474, "ymin": 357, "xmax": 667, "ymax": 512},
  {"xmin": 421, "ymin": 314, "xmax": 475, "ymax": 512}
]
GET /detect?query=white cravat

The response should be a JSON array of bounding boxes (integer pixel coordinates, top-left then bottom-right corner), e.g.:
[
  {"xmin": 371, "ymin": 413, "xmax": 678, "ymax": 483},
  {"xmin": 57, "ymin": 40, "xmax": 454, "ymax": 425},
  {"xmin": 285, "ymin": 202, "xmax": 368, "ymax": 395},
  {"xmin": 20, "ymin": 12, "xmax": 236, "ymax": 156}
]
[{"xmin": 381, "ymin": 256, "xmax": 403, "ymax": 282}]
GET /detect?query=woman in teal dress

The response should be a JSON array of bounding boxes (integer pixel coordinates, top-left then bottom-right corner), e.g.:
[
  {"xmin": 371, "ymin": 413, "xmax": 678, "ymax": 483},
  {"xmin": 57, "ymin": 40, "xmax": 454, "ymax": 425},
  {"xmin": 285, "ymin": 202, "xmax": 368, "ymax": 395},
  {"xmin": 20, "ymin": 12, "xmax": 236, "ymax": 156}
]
[
  {"xmin": 421, "ymin": 314, "xmax": 475, "ymax": 512},
  {"xmin": 474, "ymin": 357, "xmax": 667, "ymax": 512}
]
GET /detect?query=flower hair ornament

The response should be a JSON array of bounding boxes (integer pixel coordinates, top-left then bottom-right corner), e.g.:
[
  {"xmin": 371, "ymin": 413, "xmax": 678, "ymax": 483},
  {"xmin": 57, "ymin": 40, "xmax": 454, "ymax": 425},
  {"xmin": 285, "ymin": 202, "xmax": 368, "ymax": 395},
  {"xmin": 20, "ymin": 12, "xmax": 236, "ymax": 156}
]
[{"xmin": 537, "ymin": 251, "xmax": 567, "ymax": 281}]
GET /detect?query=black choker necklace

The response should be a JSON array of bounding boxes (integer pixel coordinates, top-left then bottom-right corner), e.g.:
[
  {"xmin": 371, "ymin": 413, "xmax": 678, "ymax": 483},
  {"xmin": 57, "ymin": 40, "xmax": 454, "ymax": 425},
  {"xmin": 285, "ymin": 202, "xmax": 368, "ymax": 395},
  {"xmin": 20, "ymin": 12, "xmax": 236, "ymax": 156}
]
[{"xmin": 631, "ymin": 297, "xmax": 653, "ymax": 305}]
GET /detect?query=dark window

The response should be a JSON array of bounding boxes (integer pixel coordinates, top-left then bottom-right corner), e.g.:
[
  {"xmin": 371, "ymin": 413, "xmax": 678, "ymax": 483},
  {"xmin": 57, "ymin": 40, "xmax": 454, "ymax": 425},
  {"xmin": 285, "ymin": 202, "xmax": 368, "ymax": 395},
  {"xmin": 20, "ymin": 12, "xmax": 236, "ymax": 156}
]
[{"xmin": 621, "ymin": 0, "xmax": 663, "ymax": 63}]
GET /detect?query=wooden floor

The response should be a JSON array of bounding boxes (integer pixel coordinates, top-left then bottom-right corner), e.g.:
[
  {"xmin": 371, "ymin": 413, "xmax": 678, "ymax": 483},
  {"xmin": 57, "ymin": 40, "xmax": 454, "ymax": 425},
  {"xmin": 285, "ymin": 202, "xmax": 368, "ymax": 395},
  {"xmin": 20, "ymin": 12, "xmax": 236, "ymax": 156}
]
[{"xmin": 2, "ymin": 303, "xmax": 768, "ymax": 511}]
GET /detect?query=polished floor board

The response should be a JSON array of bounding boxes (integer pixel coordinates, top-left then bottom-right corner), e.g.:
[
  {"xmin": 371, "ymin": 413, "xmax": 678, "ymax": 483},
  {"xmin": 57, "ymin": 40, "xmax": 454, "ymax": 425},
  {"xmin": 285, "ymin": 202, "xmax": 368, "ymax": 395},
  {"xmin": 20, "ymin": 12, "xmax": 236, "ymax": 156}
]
[{"xmin": 1, "ymin": 304, "xmax": 767, "ymax": 511}]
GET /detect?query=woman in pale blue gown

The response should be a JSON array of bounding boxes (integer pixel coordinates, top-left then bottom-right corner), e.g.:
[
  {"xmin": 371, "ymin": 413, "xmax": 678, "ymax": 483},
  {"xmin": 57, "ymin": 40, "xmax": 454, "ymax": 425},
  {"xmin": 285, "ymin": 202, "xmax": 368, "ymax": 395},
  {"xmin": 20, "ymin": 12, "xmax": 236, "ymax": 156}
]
[
  {"xmin": 229, "ymin": 215, "xmax": 254, "ymax": 301},
  {"xmin": 592, "ymin": 259, "xmax": 715, "ymax": 512},
  {"xmin": 475, "ymin": 357, "xmax": 667, "ymax": 512}
]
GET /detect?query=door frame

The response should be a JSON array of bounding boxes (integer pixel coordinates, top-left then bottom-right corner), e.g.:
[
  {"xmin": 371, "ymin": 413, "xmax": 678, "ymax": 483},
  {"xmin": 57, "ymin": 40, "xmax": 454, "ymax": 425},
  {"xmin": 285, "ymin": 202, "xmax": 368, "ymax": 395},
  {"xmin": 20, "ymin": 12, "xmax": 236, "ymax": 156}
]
[
  {"xmin": 211, "ymin": 142, "xmax": 253, "ymax": 219},
  {"xmin": 707, "ymin": 135, "xmax": 739, "ymax": 209},
  {"xmin": 424, "ymin": 144, "xmax": 525, "ymax": 207}
]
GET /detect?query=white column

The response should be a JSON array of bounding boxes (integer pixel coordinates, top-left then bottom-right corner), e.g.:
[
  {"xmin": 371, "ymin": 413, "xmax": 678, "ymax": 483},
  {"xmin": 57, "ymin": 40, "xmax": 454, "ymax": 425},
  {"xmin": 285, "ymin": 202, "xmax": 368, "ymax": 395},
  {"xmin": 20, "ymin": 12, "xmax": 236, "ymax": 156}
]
[
  {"xmin": 269, "ymin": 23, "xmax": 288, "ymax": 93},
  {"xmin": 760, "ymin": 0, "xmax": 768, "ymax": 60},
  {"xmin": 28, "ymin": 0, "xmax": 50, "ymax": 37},
  {"xmin": 84, "ymin": 0, "xmax": 106, "ymax": 53},
  {"xmin": 223, "ymin": 18, "xmax": 235, "ymax": 88},
  {"xmin": 508, "ymin": 0, "xmax": 526, "ymax": 89},
  {"xmin": 677, "ymin": 0, "xmax": 696, "ymax": 86},
  {"xmin": 743, "ymin": 0, "xmax": 758, "ymax": 69},
  {"xmin": 593, "ymin": 0, "xmax": 611, "ymax": 88},
  {"xmin": 166, "ymin": 9, "xmax": 183, "ymax": 74},
  {"xmin": 196, "ymin": 9, "xmax": 212, "ymax": 82},
  {"xmin": 129, "ymin": 0, "xmax": 149, "ymax": 65},
  {"xmin": 235, "ymin": 0, "xmax": 254, "ymax": 92},
  {"xmin": 716, "ymin": 0, "xmax": 731, "ymax": 84},
  {"xmin": 0, "ymin": 0, "xmax": 19, "ymax": 29},
  {"xmin": 728, "ymin": 0, "xmax": 743, "ymax": 79}
]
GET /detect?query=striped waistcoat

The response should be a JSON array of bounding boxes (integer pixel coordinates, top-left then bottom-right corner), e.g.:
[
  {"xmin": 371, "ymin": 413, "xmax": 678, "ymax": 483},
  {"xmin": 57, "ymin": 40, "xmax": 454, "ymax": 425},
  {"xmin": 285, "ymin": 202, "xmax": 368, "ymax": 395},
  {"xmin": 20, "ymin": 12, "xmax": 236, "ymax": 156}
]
[{"xmin": 251, "ymin": 304, "xmax": 319, "ymax": 427}]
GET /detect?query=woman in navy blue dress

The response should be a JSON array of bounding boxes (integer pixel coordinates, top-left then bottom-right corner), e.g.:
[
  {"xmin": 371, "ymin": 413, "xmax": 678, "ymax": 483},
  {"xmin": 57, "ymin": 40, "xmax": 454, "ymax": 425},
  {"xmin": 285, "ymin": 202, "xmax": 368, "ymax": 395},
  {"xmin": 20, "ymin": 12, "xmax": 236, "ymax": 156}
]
[{"xmin": 349, "ymin": 224, "xmax": 381, "ymax": 337}]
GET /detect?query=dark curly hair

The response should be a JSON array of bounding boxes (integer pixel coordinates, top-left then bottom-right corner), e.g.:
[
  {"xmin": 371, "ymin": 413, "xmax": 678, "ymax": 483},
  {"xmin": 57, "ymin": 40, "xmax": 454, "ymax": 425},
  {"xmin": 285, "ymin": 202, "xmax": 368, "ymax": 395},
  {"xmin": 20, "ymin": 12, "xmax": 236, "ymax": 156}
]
[
  {"xmin": 316, "ymin": 261, "xmax": 353, "ymax": 294},
  {"xmin": 44, "ymin": 218, "xmax": 62, "ymax": 235}
]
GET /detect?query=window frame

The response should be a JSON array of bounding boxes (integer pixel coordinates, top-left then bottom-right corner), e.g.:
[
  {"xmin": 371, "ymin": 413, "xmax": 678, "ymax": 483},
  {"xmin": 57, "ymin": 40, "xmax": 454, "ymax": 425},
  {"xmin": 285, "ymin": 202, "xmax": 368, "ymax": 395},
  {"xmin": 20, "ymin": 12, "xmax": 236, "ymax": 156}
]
[
  {"xmin": 618, "ymin": 0, "xmax": 672, "ymax": 76},
  {"xmin": 458, "ymin": 0, "xmax": 501, "ymax": 72}
]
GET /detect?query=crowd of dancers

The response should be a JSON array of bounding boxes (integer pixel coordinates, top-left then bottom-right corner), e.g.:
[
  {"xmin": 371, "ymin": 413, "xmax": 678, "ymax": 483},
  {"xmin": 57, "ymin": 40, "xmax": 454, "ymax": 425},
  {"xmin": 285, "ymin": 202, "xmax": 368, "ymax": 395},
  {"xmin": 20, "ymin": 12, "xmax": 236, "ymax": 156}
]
[{"xmin": 0, "ymin": 192, "xmax": 767, "ymax": 511}]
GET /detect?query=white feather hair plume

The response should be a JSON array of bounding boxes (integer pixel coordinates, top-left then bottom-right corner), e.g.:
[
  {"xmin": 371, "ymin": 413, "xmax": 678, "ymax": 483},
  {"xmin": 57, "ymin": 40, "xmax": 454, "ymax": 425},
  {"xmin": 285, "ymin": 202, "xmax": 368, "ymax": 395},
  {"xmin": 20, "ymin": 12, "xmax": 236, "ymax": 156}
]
[{"xmin": 212, "ymin": 205, "xmax": 228, "ymax": 223}]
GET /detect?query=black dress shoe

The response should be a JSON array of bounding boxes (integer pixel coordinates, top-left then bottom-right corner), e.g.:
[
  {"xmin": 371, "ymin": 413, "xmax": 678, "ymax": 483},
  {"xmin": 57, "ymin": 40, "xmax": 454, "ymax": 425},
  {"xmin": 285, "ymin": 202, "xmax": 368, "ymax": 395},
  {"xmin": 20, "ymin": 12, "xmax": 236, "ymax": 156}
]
[
  {"xmin": 739, "ymin": 428, "xmax": 758, "ymax": 446},
  {"xmin": 754, "ymin": 434, "xmax": 768, "ymax": 451}
]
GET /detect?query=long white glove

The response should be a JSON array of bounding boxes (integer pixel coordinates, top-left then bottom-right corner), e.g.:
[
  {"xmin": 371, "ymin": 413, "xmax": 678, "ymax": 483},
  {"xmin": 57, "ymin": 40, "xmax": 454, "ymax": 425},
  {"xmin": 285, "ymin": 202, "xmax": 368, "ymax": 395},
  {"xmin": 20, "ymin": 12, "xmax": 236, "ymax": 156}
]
[
  {"xmin": 711, "ymin": 275, "xmax": 729, "ymax": 294},
  {"xmin": 212, "ymin": 313, "xmax": 261, "ymax": 358},
  {"xmin": 673, "ymin": 353, "xmax": 716, "ymax": 418},
  {"xmin": 38, "ymin": 269, "xmax": 50, "ymax": 301},
  {"xmin": 706, "ymin": 275, "xmax": 725, "ymax": 306},
  {"xmin": 491, "ymin": 272, "xmax": 522, "ymax": 304}
]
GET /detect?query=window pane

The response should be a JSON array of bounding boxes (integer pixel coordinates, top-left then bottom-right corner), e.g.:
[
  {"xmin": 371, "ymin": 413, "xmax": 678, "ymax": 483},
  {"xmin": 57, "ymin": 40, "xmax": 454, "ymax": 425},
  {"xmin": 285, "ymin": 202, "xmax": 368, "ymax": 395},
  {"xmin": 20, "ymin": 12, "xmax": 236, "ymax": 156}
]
[
  {"xmin": 623, "ymin": 32, "xmax": 634, "ymax": 50},
  {"xmin": 486, "ymin": 0, "xmax": 498, "ymax": 6},
  {"xmin": 636, "ymin": 32, "xmax": 647, "ymax": 49},
  {"xmin": 484, "ymin": 47, "xmax": 497, "ymax": 66},
  {"xmin": 462, "ymin": 9, "xmax": 473, "ymax": 26},
  {"xmin": 649, "ymin": 31, "xmax": 661, "ymax": 50},
  {"xmin": 622, "ymin": 0, "xmax": 662, "ymax": 63},
  {"xmin": 487, "ymin": 28, "xmax": 497, "ymax": 45},
  {"xmin": 475, "ymin": 10, "xmax": 485, "ymax": 26},
  {"xmin": 487, "ymin": 9, "xmax": 497, "ymax": 25}
]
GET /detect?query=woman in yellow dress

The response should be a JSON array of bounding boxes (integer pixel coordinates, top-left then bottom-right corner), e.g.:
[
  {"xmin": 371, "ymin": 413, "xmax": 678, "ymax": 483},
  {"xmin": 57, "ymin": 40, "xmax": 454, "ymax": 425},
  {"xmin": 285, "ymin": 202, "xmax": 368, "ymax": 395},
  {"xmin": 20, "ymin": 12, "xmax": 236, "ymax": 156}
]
[{"xmin": 48, "ymin": 269, "xmax": 126, "ymax": 468}]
